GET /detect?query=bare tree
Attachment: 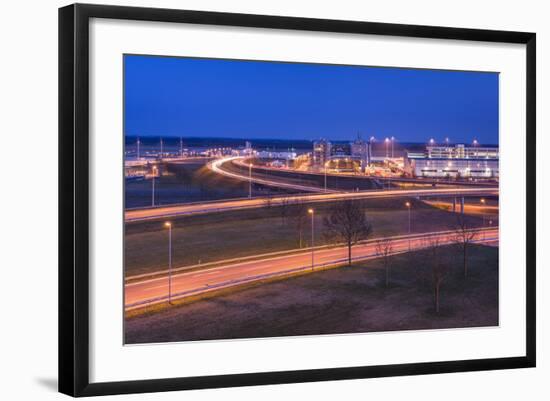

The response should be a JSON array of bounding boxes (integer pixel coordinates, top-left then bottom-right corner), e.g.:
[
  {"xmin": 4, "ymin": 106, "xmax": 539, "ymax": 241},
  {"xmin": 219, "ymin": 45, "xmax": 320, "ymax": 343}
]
[
  {"xmin": 323, "ymin": 200, "xmax": 373, "ymax": 266},
  {"xmin": 453, "ymin": 214, "xmax": 476, "ymax": 278},
  {"xmin": 426, "ymin": 235, "xmax": 447, "ymax": 313},
  {"xmin": 376, "ymin": 238, "xmax": 394, "ymax": 287},
  {"xmin": 263, "ymin": 193, "xmax": 273, "ymax": 210},
  {"xmin": 292, "ymin": 200, "xmax": 309, "ymax": 248}
]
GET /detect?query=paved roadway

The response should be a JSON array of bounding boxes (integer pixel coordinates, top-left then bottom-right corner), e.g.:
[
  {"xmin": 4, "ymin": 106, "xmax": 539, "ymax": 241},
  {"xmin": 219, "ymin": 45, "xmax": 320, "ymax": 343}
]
[
  {"xmin": 229, "ymin": 156, "xmax": 499, "ymax": 187},
  {"xmin": 125, "ymin": 186, "xmax": 499, "ymax": 222},
  {"xmin": 209, "ymin": 156, "xmax": 335, "ymax": 193},
  {"xmin": 125, "ymin": 228, "xmax": 498, "ymax": 309}
]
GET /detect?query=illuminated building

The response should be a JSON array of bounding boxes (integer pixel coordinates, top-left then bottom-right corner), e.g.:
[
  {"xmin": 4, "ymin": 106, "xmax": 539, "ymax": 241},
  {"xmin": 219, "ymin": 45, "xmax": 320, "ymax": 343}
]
[{"xmin": 406, "ymin": 143, "xmax": 499, "ymax": 179}]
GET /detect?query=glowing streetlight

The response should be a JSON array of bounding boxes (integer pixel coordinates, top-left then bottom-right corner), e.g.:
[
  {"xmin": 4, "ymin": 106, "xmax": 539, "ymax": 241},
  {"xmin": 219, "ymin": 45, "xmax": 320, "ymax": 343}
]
[
  {"xmin": 308, "ymin": 208, "xmax": 315, "ymax": 270},
  {"xmin": 136, "ymin": 136, "xmax": 140, "ymax": 160},
  {"xmin": 164, "ymin": 222, "xmax": 173, "ymax": 304},
  {"xmin": 160, "ymin": 137, "xmax": 164, "ymax": 158},
  {"xmin": 390, "ymin": 136, "xmax": 395, "ymax": 158},
  {"xmin": 324, "ymin": 161, "xmax": 328, "ymax": 192},
  {"xmin": 480, "ymin": 198, "xmax": 486, "ymax": 238},
  {"xmin": 248, "ymin": 163, "xmax": 252, "ymax": 199},
  {"xmin": 405, "ymin": 201, "xmax": 412, "ymax": 251},
  {"xmin": 384, "ymin": 137, "xmax": 390, "ymax": 158},
  {"xmin": 429, "ymin": 138, "xmax": 435, "ymax": 146},
  {"xmin": 151, "ymin": 165, "xmax": 157, "ymax": 207}
]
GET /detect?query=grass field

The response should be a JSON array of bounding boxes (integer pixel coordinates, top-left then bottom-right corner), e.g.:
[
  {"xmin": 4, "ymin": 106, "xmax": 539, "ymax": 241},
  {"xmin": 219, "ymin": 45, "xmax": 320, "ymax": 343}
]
[
  {"xmin": 125, "ymin": 244, "xmax": 498, "ymax": 344},
  {"xmin": 124, "ymin": 199, "xmax": 489, "ymax": 277}
]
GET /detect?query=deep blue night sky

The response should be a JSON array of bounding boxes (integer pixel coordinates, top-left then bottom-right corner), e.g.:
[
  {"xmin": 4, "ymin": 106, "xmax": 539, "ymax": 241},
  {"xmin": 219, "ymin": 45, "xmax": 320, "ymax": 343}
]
[{"xmin": 124, "ymin": 55, "xmax": 499, "ymax": 145}]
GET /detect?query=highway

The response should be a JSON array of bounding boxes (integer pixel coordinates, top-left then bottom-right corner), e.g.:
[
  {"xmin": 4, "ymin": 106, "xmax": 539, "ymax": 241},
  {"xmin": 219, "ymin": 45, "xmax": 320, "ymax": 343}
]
[
  {"xmin": 125, "ymin": 186, "xmax": 499, "ymax": 222},
  {"xmin": 229, "ymin": 156, "xmax": 499, "ymax": 188},
  {"xmin": 125, "ymin": 227, "xmax": 498, "ymax": 310},
  {"xmin": 208, "ymin": 156, "xmax": 336, "ymax": 193}
]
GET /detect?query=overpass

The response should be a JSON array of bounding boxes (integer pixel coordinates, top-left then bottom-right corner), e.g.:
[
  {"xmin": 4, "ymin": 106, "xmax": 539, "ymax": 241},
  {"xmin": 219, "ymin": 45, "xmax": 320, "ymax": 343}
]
[{"xmin": 125, "ymin": 186, "xmax": 499, "ymax": 222}]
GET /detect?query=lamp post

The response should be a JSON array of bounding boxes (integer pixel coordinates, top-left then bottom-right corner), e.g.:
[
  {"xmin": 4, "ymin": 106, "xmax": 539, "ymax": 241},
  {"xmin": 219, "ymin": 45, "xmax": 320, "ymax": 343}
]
[
  {"xmin": 405, "ymin": 201, "xmax": 411, "ymax": 251},
  {"xmin": 151, "ymin": 165, "xmax": 157, "ymax": 207},
  {"xmin": 390, "ymin": 136, "xmax": 395, "ymax": 158},
  {"xmin": 164, "ymin": 222, "xmax": 173, "ymax": 304},
  {"xmin": 369, "ymin": 136, "xmax": 375, "ymax": 167},
  {"xmin": 324, "ymin": 161, "xmax": 328, "ymax": 192},
  {"xmin": 136, "ymin": 136, "xmax": 140, "ymax": 160},
  {"xmin": 384, "ymin": 137, "xmax": 390, "ymax": 158},
  {"xmin": 248, "ymin": 163, "xmax": 252, "ymax": 199},
  {"xmin": 308, "ymin": 208, "xmax": 315, "ymax": 270},
  {"xmin": 160, "ymin": 137, "xmax": 164, "ymax": 158},
  {"xmin": 480, "ymin": 198, "xmax": 486, "ymax": 239}
]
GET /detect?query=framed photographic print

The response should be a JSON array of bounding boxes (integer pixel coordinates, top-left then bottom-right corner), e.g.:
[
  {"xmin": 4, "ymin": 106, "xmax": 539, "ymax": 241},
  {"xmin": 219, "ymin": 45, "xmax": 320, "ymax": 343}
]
[{"xmin": 59, "ymin": 3, "xmax": 536, "ymax": 397}]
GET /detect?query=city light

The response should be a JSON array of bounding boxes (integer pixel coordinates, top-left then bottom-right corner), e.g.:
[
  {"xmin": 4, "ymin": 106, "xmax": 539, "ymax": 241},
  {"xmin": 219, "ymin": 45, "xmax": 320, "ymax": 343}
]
[
  {"xmin": 308, "ymin": 208, "xmax": 315, "ymax": 271},
  {"xmin": 165, "ymin": 221, "xmax": 173, "ymax": 304}
]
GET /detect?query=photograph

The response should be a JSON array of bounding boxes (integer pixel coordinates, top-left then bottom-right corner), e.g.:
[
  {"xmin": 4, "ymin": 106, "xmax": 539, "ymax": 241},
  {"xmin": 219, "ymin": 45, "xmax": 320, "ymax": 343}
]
[{"xmin": 123, "ymin": 54, "xmax": 500, "ymax": 344}]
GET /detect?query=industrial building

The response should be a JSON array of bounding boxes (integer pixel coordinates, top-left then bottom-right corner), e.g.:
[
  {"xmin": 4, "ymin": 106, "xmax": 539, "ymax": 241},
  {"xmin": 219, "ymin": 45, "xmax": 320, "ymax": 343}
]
[
  {"xmin": 312, "ymin": 135, "xmax": 371, "ymax": 172},
  {"xmin": 405, "ymin": 144, "xmax": 499, "ymax": 179}
]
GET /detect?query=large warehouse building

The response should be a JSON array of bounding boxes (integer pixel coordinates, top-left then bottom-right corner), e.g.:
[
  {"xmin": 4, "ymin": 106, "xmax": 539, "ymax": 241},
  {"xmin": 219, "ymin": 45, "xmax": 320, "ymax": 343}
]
[{"xmin": 405, "ymin": 144, "xmax": 499, "ymax": 179}]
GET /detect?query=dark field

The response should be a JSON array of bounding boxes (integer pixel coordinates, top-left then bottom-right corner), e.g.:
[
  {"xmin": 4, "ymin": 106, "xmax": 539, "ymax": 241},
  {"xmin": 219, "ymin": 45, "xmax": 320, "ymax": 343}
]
[
  {"xmin": 125, "ymin": 244, "xmax": 499, "ymax": 344},
  {"xmin": 125, "ymin": 162, "xmax": 293, "ymax": 208},
  {"xmin": 124, "ymin": 198, "xmax": 488, "ymax": 277}
]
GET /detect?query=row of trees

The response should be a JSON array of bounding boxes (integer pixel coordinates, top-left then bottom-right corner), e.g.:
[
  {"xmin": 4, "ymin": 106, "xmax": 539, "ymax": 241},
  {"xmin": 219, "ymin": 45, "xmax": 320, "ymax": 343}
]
[{"xmin": 265, "ymin": 196, "xmax": 479, "ymax": 313}]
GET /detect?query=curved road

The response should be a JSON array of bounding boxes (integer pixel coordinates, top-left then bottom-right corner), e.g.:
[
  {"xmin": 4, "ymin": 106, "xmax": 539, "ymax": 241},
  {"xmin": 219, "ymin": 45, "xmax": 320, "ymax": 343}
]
[{"xmin": 125, "ymin": 227, "xmax": 498, "ymax": 310}]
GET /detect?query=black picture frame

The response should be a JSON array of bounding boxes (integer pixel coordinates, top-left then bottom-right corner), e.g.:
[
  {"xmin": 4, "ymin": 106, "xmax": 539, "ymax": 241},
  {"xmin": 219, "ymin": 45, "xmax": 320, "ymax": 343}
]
[{"xmin": 59, "ymin": 3, "xmax": 536, "ymax": 397}]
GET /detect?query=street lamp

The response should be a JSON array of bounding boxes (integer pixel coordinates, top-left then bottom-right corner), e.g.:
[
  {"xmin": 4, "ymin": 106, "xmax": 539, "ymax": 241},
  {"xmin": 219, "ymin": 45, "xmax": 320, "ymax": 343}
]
[
  {"xmin": 248, "ymin": 163, "xmax": 252, "ymax": 199},
  {"xmin": 151, "ymin": 165, "xmax": 157, "ymax": 207},
  {"xmin": 480, "ymin": 198, "xmax": 486, "ymax": 239},
  {"xmin": 390, "ymin": 136, "xmax": 395, "ymax": 158},
  {"xmin": 324, "ymin": 161, "xmax": 328, "ymax": 192},
  {"xmin": 164, "ymin": 222, "xmax": 173, "ymax": 304},
  {"xmin": 405, "ymin": 201, "xmax": 412, "ymax": 251},
  {"xmin": 384, "ymin": 137, "xmax": 390, "ymax": 158},
  {"xmin": 308, "ymin": 208, "xmax": 315, "ymax": 270}
]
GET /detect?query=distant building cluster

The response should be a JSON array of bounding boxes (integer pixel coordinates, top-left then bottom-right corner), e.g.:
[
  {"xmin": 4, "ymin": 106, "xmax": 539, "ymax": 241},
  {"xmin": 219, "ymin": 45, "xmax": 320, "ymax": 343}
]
[
  {"xmin": 257, "ymin": 150, "xmax": 297, "ymax": 160},
  {"xmin": 312, "ymin": 135, "xmax": 372, "ymax": 172},
  {"xmin": 406, "ymin": 144, "xmax": 499, "ymax": 179}
]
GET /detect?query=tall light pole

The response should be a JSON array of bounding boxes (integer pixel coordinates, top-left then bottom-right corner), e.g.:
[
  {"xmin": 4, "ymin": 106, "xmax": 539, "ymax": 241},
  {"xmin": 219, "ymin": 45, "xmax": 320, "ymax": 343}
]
[
  {"xmin": 164, "ymin": 222, "xmax": 173, "ymax": 304},
  {"xmin": 136, "ymin": 136, "xmax": 140, "ymax": 160},
  {"xmin": 308, "ymin": 208, "xmax": 315, "ymax": 270},
  {"xmin": 384, "ymin": 137, "xmax": 390, "ymax": 158},
  {"xmin": 405, "ymin": 201, "xmax": 411, "ymax": 251},
  {"xmin": 248, "ymin": 163, "xmax": 252, "ymax": 199},
  {"xmin": 369, "ymin": 136, "xmax": 375, "ymax": 167},
  {"xmin": 151, "ymin": 165, "xmax": 157, "ymax": 206},
  {"xmin": 480, "ymin": 198, "xmax": 486, "ymax": 239},
  {"xmin": 180, "ymin": 136, "xmax": 183, "ymax": 158},
  {"xmin": 160, "ymin": 137, "xmax": 164, "ymax": 158},
  {"xmin": 390, "ymin": 136, "xmax": 395, "ymax": 158},
  {"xmin": 324, "ymin": 161, "xmax": 328, "ymax": 192}
]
